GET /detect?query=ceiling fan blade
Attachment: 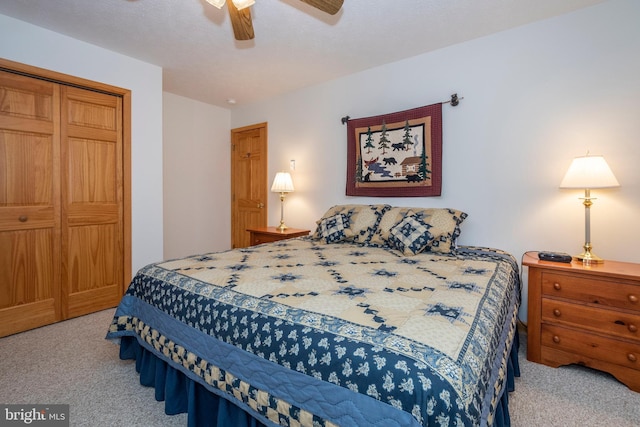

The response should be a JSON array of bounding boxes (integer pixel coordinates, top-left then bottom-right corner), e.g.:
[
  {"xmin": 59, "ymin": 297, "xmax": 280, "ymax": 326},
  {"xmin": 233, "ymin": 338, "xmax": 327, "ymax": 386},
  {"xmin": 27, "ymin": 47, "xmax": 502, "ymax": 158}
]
[
  {"xmin": 299, "ymin": 0, "xmax": 344, "ymax": 15},
  {"xmin": 228, "ymin": 1, "xmax": 254, "ymax": 41}
]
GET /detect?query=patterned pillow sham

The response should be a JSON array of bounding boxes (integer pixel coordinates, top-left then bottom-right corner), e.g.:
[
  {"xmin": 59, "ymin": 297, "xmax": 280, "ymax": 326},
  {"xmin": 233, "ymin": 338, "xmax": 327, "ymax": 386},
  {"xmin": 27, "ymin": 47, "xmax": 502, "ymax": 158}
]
[
  {"xmin": 410, "ymin": 208, "xmax": 468, "ymax": 253},
  {"xmin": 312, "ymin": 204, "xmax": 390, "ymax": 244},
  {"xmin": 370, "ymin": 207, "xmax": 468, "ymax": 253},
  {"xmin": 388, "ymin": 214, "xmax": 433, "ymax": 256},
  {"xmin": 368, "ymin": 207, "xmax": 413, "ymax": 247},
  {"xmin": 318, "ymin": 213, "xmax": 349, "ymax": 243}
]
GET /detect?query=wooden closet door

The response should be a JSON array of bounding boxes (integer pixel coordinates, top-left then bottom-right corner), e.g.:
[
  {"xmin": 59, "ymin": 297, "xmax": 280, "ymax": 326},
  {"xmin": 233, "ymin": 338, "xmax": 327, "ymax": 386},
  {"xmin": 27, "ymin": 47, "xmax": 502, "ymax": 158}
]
[
  {"xmin": 0, "ymin": 71, "xmax": 62, "ymax": 337},
  {"xmin": 61, "ymin": 86, "xmax": 123, "ymax": 318}
]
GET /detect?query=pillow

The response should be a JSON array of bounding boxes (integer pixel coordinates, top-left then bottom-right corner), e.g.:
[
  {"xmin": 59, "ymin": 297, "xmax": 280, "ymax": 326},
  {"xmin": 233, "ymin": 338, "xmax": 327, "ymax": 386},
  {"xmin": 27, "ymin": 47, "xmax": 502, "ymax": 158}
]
[
  {"xmin": 313, "ymin": 204, "xmax": 390, "ymax": 244},
  {"xmin": 318, "ymin": 213, "xmax": 349, "ymax": 243},
  {"xmin": 368, "ymin": 207, "xmax": 413, "ymax": 247},
  {"xmin": 410, "ymin": 208, "xmax": 468, "ymax": 253},
  {"xmin": 371, "ymin": 207, "xmax": 468, "ymax": 253},
  {"xmin": 388, "ymin": 214, "xmax": 433, "ymax": 256}
]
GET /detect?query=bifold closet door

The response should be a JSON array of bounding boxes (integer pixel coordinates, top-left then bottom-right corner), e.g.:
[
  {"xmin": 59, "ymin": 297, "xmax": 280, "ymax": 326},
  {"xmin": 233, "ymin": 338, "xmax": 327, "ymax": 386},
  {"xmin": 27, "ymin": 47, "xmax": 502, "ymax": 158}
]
[
  {"xmin": 0, "ymin": 70, "xmax": 125, "ymax": 337},
  {"xmin": 0, "ymin": 71, "xmax": 62, "ymax": 337},
  {"xmin": 61, "ymin": 86, "xmax": 124, "ymax": 318}
]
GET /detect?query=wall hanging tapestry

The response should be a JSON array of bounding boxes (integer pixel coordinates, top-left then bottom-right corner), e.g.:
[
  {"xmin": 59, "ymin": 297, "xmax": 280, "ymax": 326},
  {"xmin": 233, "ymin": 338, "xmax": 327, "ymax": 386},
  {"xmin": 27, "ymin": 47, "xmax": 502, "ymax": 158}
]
[{"xmin": 345, "ymin": 102, "xmax": 442, "ymax": 197}]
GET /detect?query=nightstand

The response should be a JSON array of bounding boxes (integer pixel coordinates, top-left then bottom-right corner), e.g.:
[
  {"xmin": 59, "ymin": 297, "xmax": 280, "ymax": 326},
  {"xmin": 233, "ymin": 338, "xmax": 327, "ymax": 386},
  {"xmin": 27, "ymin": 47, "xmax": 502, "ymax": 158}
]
[
  {"xmin": 247, "ymin": 227, "xmax": 310, "ymax": 246},
  {"xmin": 523, "ymin": 251, "xmax": 640, "ymax": 392}
]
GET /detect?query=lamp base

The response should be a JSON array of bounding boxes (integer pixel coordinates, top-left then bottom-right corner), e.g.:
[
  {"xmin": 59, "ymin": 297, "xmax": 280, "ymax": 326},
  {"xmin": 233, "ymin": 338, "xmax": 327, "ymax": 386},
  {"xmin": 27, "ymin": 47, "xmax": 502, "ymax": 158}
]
[
  {"xmin": 276, "ymin": 193, "xmax": 289, "ymax": 232},
  {"xmin": 574, "ymin": 245, "xmax": 604, "ymax": 264},
  {"xmin": 574, "ymin": 253, "xmax": 604, "ymax": 264}
]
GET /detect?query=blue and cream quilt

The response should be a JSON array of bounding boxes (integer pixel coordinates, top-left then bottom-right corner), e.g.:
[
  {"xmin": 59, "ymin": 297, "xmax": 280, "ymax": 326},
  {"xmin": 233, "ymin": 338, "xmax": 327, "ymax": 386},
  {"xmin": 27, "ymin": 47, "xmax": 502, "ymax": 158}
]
[{"xmin": 107, "ymin": 238, "xmax": 520, "ymax": 427}]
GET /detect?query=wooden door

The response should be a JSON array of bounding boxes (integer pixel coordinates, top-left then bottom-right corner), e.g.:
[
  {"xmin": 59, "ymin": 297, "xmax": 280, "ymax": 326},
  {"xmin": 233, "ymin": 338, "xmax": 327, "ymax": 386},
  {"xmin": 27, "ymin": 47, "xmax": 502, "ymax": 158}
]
[
  {"xmin": 61, "ymin": 86, "xmax": 124, "ymax": 318},
  {"xmin": 0, "ymin": 60, "xmax": 129, "ymax": 337},
  {"xmin": 231, "ymin": 123, "xmax": 267, "ymax": 248},
  {"xmin": 0, "ymin": 70, "xmax": 62, "ymax": 336}
]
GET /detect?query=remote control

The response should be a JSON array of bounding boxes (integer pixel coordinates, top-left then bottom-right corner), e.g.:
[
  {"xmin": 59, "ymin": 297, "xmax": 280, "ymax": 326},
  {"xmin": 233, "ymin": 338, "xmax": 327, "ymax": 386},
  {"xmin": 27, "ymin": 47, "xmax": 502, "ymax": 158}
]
[{"xmin": 538, "ymin": 251, "xmax": 573, "ymax": 263}]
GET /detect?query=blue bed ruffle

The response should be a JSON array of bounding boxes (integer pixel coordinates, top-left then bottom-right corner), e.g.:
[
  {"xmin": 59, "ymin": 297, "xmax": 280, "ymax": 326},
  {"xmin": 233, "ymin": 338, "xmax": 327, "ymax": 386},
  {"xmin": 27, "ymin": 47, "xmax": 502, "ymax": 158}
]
[
  {"xmin": 118, "ymin": 331, "xmax": 520, "ymax": 427},
  {"xmin": 497, "ymin": 331, "xmax": 520, "ymax": 427},
  {"xmin": 120, "ymin": 336, "xmax": 266, "ymax": 427}
]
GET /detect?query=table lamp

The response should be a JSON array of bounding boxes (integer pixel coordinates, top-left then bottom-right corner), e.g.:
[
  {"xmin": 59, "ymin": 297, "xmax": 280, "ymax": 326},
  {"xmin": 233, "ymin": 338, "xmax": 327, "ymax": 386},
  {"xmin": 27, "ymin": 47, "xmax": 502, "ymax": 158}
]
[
  {"xmin": 560, "ymin": 154, "xmax": 620, "ymax": 264},
  {"xmin": 271, "ymin": 172, "xmax": 294, "ymax": 231}
]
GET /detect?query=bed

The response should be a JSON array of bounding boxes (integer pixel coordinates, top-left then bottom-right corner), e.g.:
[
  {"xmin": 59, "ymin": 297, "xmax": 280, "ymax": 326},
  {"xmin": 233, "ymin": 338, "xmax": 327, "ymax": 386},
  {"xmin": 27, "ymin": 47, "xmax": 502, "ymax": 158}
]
[{"xmin": 107, "ymin": 205, "xmax": 520, "ymax": 427}]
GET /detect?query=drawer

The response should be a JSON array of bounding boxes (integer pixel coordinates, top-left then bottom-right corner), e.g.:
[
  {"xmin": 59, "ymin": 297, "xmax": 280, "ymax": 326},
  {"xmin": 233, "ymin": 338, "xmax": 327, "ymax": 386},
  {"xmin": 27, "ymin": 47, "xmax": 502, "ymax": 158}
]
[
  {"xmin": 541, "ymin": 271, "xmax": 640, "ymax": 311},
  {"xmin": 541, "ymin": 323, "xmax": 640, "ymax": 370},
  {"xmin": 541, "ymin": 298, "xmax": 640, "ymax": 341}
]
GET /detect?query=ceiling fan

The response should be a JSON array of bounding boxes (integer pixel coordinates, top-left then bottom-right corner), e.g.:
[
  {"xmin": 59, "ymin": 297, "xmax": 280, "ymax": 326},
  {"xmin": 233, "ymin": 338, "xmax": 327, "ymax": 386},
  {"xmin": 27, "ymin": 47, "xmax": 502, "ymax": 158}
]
[{"xmin": 205, "ymin": 0, "xmax": 344, "ymax": 41}]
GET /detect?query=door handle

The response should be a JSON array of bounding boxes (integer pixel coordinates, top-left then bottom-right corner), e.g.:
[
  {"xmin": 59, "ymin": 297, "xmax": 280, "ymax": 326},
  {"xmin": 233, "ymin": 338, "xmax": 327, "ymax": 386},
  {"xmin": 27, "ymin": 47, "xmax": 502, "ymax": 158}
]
[{"xmin": 257, "ymin": 203, "xmax": 264, "ymax": 208}]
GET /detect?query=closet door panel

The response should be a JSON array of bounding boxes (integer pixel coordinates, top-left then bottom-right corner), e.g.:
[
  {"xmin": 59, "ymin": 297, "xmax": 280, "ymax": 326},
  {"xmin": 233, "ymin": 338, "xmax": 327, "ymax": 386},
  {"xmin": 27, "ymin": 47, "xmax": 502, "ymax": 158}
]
[
  {"xmin": 68, "ymin": 224, "xmax": 119, "ymax": 291},
  {"xmin": 67, "ymin": 137, "xmax": 117, "ymax": 203},
  {"xmin": 61, "ymin": 86, "xmax": 123, "ymax": 318},
  {"xmin": 0, "ymin": 71, "xmax": 61, "ymax": 337},
  {"xmin": 0, "ymin": 229, "xmax": 56, "ymax": 335}
]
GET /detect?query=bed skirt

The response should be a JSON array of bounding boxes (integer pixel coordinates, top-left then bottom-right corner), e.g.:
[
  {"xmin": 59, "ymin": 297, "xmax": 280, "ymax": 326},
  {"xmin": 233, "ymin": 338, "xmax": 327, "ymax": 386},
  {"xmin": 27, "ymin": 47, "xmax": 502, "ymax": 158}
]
[{"xmin": 118, "ymin": 331, "xmax": 520, "ymax": 427}]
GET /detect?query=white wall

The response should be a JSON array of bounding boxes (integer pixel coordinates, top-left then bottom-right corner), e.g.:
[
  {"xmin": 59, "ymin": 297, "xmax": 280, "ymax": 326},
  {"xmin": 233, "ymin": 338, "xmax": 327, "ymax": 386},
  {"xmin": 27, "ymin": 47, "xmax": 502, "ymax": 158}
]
[
  {"xmin": 5, "ymin": 0, "xmax": 637, "ymax": 321},
  {"xmin": 0, "ymin": 14, "xmax": 164, "ymax": 274},
  {"xmin": 163, "ymin": 92, "xmax": 231, "ymax": 259},
  {"xmin": 230, "ymin": 0, "xmax": 640, "ymax": 320}
]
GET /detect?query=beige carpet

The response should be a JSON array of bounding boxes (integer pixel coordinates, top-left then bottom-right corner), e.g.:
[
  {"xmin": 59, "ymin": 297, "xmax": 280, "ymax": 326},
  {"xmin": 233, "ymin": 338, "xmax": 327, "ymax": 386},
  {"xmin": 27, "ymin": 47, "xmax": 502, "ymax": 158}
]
[{"xmin": 0, "ymin": 309, "xmax": 638, "ymax": 426}]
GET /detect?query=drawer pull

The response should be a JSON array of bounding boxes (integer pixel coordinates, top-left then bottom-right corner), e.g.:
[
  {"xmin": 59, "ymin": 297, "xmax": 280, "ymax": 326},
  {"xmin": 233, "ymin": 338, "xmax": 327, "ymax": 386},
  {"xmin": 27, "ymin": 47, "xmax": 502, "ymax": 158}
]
[
  {"xmin": 629, "ymin": 324, "xmax": 638, "ymax": 333},
  {"xmin": 553, "ymin": 309, "xmax": 561, "ymax": 317},
  {"xmin": 628, "ymin": 353, "xmax": 637, "ymax": 363},
  {"xmin": 629, "ymin": 295, "xmax": 639, "ymax": 304},
  {"xmin": 553, "ymin": 282, "xmax": 561, "ymax": 291},
  {"xmin": 19, "ymin": 215, "xmax": 28, "ymax": 222},
  {"xmin": 552, "ymin": 335, "xmax": 560, "ymax": 344}
]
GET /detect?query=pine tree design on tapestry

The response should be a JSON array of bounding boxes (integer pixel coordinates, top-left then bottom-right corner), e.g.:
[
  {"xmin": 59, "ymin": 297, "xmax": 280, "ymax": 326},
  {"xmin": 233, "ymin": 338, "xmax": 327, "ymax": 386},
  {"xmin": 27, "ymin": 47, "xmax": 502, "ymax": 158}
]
[{"xmin": 355, "ymin": 120, "xmax": 430, "ymax": 184}]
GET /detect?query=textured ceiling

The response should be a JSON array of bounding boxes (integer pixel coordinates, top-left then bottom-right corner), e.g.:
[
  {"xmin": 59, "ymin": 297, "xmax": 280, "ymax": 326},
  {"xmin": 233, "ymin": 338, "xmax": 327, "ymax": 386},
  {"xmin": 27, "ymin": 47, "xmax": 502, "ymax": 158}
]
[{"xmin": 0, "ymin": 0, "xmax": 607, "ymax": 108}]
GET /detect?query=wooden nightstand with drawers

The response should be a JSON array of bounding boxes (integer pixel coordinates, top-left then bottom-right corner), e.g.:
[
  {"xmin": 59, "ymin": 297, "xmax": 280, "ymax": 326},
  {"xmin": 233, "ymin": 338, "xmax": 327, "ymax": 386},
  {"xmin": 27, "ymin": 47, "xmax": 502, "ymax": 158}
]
[
  {"xmin": 247, "ymin": 227, "xmax": 310, "ymax": 246},
  {"xmin": 523, "ymin": 251, "xmax": 640, "ymax": 392}
]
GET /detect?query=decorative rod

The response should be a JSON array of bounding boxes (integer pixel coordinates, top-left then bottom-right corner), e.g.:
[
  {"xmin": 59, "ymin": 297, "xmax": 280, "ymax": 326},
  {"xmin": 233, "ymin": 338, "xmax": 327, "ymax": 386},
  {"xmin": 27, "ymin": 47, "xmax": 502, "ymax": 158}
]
[
  {"xmin": 444, "ymin": 93, "xmax": 463, "ymax": 106},
  {"xmin": 340, "ymin": 93, "xmax": 463, "ymax": 124}
]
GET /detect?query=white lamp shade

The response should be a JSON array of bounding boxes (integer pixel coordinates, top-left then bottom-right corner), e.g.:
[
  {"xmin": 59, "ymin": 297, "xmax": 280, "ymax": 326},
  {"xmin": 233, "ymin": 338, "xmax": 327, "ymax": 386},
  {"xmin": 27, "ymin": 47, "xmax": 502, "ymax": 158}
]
[
  {"xmin": 205, "ymin": 0, "xmax": 226, "ymax": 9},
  {"xmin": 271, "ymin": 172, "xmax": 294, "ymax": 193},
  {"xmin": 231, "ymin": 0, "xmax": 255, "ymax": 10},
  {"xmin": 559, "ymin": 155, "xmax": 620, "ymax": 189}
]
